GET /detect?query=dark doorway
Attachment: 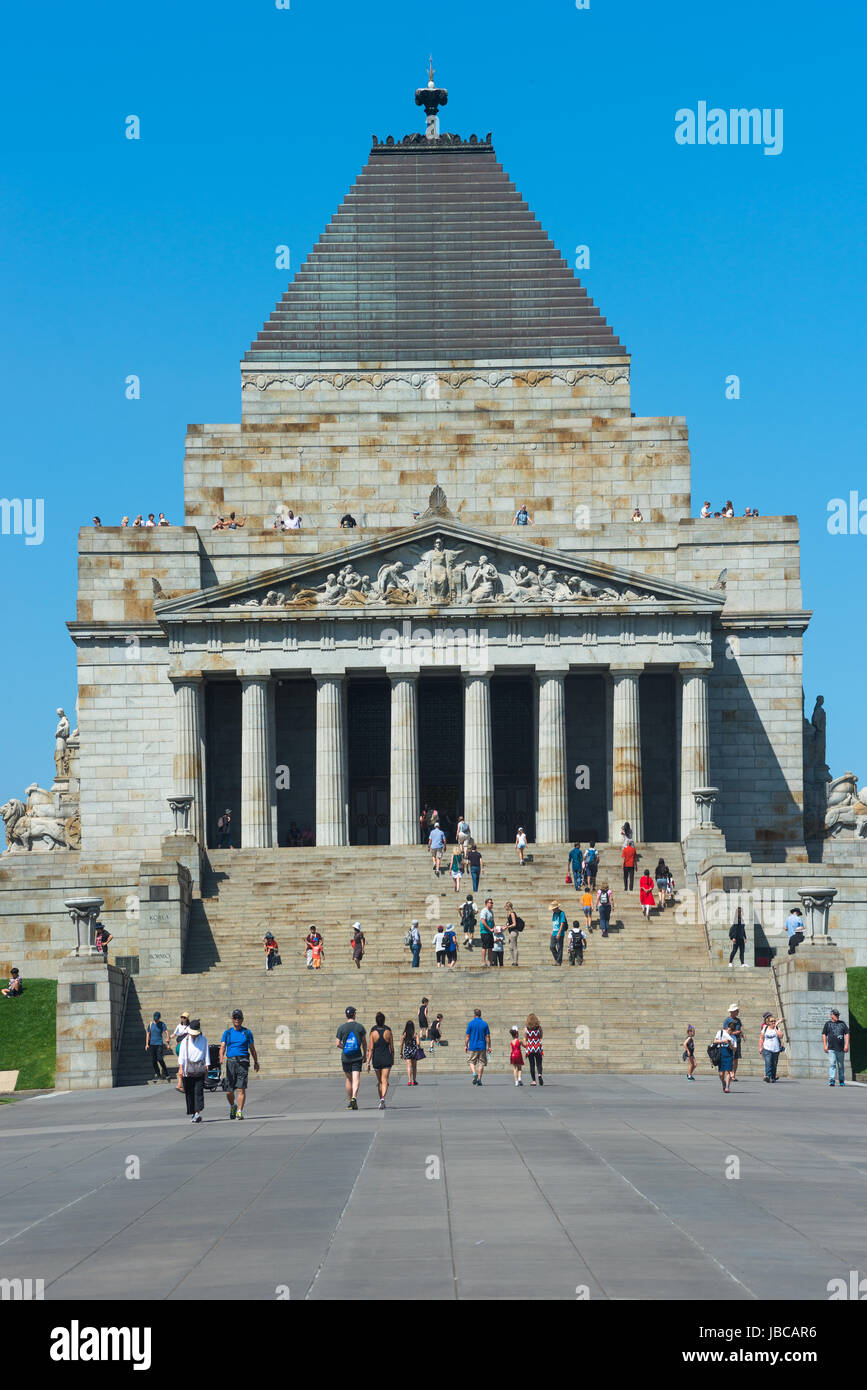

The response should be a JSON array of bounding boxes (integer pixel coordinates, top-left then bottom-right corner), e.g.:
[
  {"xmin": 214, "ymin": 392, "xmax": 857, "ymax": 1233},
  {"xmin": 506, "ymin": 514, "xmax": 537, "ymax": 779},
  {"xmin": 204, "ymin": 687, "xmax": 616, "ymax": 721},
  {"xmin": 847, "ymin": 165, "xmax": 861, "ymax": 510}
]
[
  {"xmin": 275, "ymin": 679, "xmax": 316, "ymax": 846},
  {"xmin": 418, "ymin": 677, "xmax": 464, "ymax": 841},
  {"xmin": 566, "ymin": 674, "xmax": 608, "ymax": 841},
  {"xmin": 640, "ymin": 672, "xmax": 678, "ymax": 841},
  {"xmin": 347, "ymin": 680, "xmax": 390, "ymax": 845},
  {"xmin": 205, "ymin": 680, "xmax": 241, "ymax": 848},
  {"xmin": 491, "ymin": 676, "xmax": 535, "ymax": 843}
]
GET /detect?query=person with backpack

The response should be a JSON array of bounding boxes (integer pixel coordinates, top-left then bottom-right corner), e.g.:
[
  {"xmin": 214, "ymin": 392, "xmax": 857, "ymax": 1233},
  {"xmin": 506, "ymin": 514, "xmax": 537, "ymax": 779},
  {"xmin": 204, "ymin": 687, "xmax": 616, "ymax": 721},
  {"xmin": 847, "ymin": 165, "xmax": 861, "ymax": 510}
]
[
  {"xmin": 178, "ymin": 1018, "xmax": 209, "ymax": 1123},
  {"xmin": 621, "ymin": 839, "xmax": 636, "ymax": 892},
  {"xmin": 400, "ymin": 1019, "xmax": 424, "ymax": 1085},
  {"xmin": 509, "ymin": 1027, "xmax": 524, "ymax": 1086},
  {"xmin": 549, "ymin": 900, "xmax": 567, "ymax": 964},
  {"xmin": 583, "ymin": 842, "xmax": 599, "ymax": 888},
  {"xmin": 568, "ymin": 921, "xmax": 586, "ymax": 965},
  {"xmin": 456, "ymin": 815, "xmax": 471, "ymax": 849},
  {"xmin": 515, "ymin": 826, "xmax": 528, "ymax": 865},
  {"xmin": 460, "ymin": 894, "xmax": 477, "ymax": 949},
  {"xmin": 366, "ymin": 1012, "xmax": 394, "ymax": 1110},
  {"xmin": 220, "ymin": 1008, "xmax": 259, "ymax": 1119},
  {"xmin": 504, "ymin": 900, "xmax": 523, "ymax": 965},
  {"xmin": 596, "ymin": 882, "xmax": 614, "ymax": 937},
  {"xmin": 711, "ymin": 1024, "xmax": 736, "ymax": 1093},
  {"xmin": 217, "ymin": 808, "xmax": 232, "ymax": 848},
  {"xmin": 336, "ymin": 1006, "xmax": 367, "ymax": 1109},
  {"xmin": 263, "ymin": 931, "xmax": 280, "ymax": 971},
  {"xmin": 407, "ymin": 919, "xmax": 422, "ymax": 968},
  {"xmin": 444, "ymin": 923, "xmax": 459, "ymax": 968},
  {"xmin": 654, "ymin": 857, "xmax": 669, "ymax": 908},
  {"xmin": 351, "ymin": 922, "xmax": 365, "ymax": 969},
  {"xmin": 728, "ymin": 908, "xmax": 747, "ymax": 967},
  {"xmin": 567, "ymin": 842, "xmax": 583, "ymax": 890}
]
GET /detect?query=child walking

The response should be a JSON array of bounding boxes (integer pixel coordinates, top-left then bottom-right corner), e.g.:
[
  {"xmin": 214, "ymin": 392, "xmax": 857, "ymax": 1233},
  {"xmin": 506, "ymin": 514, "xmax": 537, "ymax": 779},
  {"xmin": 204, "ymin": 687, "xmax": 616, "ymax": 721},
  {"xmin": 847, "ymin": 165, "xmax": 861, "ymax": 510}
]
[
  {"xmin": 682, "ymin": 1024, "xmax": 696, "ymax": 1080},
  {"xmin": 509, "ymin": 1026, "xmax": 524, "ymax": 1085},
  {"xmin": 581, "ymin": 885, "xmax": 594, "ymax": 931}
]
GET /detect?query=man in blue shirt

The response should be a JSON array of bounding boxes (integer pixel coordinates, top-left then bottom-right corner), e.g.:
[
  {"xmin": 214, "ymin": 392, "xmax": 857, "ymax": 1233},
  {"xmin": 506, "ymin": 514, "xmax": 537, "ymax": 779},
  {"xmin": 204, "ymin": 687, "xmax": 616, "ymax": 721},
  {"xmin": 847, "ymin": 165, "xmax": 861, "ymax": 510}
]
[
  {"xmin": 144, "ymin": 1011, "xmax": 168, "ymax": 1081},
  {"xmin": 785, "ymin": 908, "xmax": 805, "ymax": 955},
  {"xmin": 465, "ymin": 1008, "xmax": 491, "ymax": 1086},
  {"xmin": 429, "ymin": 824, "xmax": 446, "ymax": 877},
  {"xmin": 567, "ymin": 843, "xmax": 583, "ymax": 890},
  {"xmin": 219, "ymin": 1008, "xmax": 259, "ymax": 1119},
  {"xmin": 513, "ymin": 505, "xmax": 532, "ymax": 526}
]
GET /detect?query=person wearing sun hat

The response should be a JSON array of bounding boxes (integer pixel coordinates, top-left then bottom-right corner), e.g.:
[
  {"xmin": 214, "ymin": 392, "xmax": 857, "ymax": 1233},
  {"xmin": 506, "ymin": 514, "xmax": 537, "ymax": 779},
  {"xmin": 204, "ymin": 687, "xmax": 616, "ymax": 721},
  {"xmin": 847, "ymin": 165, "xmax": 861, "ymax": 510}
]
[
  {"xmin": 178, "ymin": 1019, "xmax": 209, "ymax": 1122},
  {"xmin": 549, "ymin": 900, "xmax": 567, "ymax": 965},
  {"xmin": 171, "ymin": 1011, "xmax": 192, "ymax": 1092},
  {"xmin": 723, "ymin": 1003, "xmax": 744, "ymax": 1080}
]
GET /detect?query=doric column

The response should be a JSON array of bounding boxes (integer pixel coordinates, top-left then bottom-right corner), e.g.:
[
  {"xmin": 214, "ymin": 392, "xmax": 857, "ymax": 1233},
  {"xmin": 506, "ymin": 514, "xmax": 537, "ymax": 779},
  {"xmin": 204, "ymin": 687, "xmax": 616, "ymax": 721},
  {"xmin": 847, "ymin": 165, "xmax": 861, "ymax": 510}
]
[
  {"xmin": 389, "ymin": 675, "xmax": 419, "ymax": 845},
  {"xmin": 315, "ymin": 676, "xmax": 347, "ymax": 846},
  {"xmin": 172, "ymin": 677, "xmax": 204, "ymax": 842},
  {"xmin": 680, "ymin": 667, "xmax": 711, "ymax": 836},
  {"xmin": 464, "ymin": 674, "xmax": 494, "ymax": 843},
  {"xmin": 611, "ymin": 667, "xmax": 644, "ymax": 842},
  {"xmin": 536, "ymin": 673, "xmax": 569, "ymax": 842},
  {"xmin": 241, "ymin": 676, "xmax": 272, "ymax": 848}
]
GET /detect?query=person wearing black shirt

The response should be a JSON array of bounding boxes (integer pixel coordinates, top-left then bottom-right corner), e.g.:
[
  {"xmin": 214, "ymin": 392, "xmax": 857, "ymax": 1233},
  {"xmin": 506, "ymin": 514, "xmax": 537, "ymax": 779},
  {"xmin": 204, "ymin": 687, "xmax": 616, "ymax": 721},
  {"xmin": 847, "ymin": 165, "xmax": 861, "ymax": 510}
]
[
  {"xmin": 728, "ymin": 908, "xmax": 747, "ymax": 967},
  {"xmin": 822, "ymin": 1009, "xmax": 850, "ymax": 1086},
  {"xmin": 339, "ymin": 513, "xmax": 357, "ymax": 528}
]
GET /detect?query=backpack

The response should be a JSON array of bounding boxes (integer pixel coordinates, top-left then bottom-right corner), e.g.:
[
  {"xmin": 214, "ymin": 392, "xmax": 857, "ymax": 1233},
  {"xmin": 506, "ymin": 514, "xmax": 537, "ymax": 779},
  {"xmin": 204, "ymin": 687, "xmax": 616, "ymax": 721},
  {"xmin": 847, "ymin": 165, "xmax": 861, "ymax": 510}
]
[
  {"xmin": 513, "ymin": 915, "xmax": 525, "ymax": 933},
  {"xmin": 460, "ymin": 902, "xmax": 476, "ymax": 929},
  {"xmin": 707, "ymin": 1041, "xmax": 722, "ymax": 1067},
  {"xmin": 342, "ymin": 1028, "xmax": 362, "ymax": 1058},
  {"xmin": 584, "ymin": 848, "xmax": 598, "ymax": 868},
  {"xmin": 404, "ymin": 930, "xmax": 413, "ymax": 947},
  {"xmin": 598, "ymin": 889, "xmax": 611, "ymax": 907}
]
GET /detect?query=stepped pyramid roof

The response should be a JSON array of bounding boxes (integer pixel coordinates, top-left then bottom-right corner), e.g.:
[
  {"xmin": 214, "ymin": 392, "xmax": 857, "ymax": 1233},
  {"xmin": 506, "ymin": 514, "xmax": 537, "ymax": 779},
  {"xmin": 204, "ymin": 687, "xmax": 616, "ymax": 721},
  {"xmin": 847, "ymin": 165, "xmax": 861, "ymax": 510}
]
[{"xmin": 245, "ymin": 76, "xmax": 626, "ymax": 365}]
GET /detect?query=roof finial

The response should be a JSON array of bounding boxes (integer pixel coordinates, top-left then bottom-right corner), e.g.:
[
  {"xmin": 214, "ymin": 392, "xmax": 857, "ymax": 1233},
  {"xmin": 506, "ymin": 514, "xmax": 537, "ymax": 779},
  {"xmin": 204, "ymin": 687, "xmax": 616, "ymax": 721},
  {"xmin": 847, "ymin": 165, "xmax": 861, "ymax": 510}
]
[{"xmin": 415, "ymin": 63, "xmax": 448, "ymax": 141}]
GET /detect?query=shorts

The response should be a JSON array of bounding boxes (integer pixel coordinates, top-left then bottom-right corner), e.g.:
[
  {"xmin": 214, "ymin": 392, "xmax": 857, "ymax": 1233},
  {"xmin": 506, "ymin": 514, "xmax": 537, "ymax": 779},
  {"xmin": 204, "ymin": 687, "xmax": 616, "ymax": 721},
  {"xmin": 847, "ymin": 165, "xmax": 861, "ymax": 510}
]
[
  {"xmin": 225, "ymin": 1057, "xmax": 249, "ymax": 1091},
  {"xmin": 469, "ymin": 1050, "xmax": 487, "ymax": 1065},
  {"xmin": 342, "ymin": 1058, "xmax": 363, "ymax": 1074}
]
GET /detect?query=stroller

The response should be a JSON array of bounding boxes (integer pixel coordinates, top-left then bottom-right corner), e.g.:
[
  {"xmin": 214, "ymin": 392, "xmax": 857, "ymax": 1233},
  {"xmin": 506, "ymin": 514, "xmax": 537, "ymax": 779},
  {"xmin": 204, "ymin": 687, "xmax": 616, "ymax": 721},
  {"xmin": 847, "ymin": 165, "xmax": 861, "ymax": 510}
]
[{"xmin": 203, "ymin": 1044, "xmax": 224, "ymax": 1092}]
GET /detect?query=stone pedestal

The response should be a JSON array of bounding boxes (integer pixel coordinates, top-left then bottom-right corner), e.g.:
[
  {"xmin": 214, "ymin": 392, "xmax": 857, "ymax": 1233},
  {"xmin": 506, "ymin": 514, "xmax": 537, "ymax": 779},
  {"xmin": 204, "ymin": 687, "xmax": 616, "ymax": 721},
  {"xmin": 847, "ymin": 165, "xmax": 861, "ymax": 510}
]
[
  {"xmin": 389, "ymin": 676, "xmax": 419, "ymax": 845},
  {"xmin": 136, "ymin": 862, "xmax": 193, "ymax": 974},
  {"xmin": 774, "ymin": 947, "xmax": 851, "ymax": 1079},
  {"xmin": 611, "ymin": 669, "xmax": 643, "ymax": 841},
  {"xmin": 797, "ymin": 887, "xmax": 838, "ymax": 946},
  {"xmin": 64, "ymin": 896, "xmax": 104, "ymax": 957},
  {"xmin": 536, "ymin": 673, "xmax": 568, "ymax": 842},
  {"xmin": 464, "ymin": 675, "xmax": 493, "ymax": 843},
  {"xmin": 316, "ymin": 677, "xmax": 348, "ymax": 846},
  {"xmin": 55, "ymin": 956, "xmax": 127, "ymax": 1090}
]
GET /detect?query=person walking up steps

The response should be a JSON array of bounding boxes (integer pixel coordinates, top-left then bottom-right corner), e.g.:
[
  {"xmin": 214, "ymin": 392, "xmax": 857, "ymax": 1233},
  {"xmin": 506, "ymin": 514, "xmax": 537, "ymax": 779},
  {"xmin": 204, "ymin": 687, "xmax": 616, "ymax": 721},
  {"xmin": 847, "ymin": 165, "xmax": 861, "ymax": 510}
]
[
  {"xmin": 432, "ymin": 924, "xmax": 446, "ymax": 967},
  {"xmin": 567, "ymin": 842, "xmax": 583, "ymax": 890},
  {"xmin": 568, "ymin": 920, "xmax": 586, "ymax": 965},
  {"xmin": 351, "ymin": 923, "xmax": 365, "ymax": 969},
  {"xmin": 449, "ymin": 848, "xmax": 464, "ymax": 892},
  {"xmin": 408, "ymin": 919, "xmax": 422, "ymax": 968},
  {"xmin": 220, "ymin": 1009, "xmax": 259, "ymax": 1120},
  {"xmin": 596, "ymin": 883, "xmax": 614, "ymax": 937},
  {"xmin": 509, "ymin": 1027, "xmax": 524, "ymax": 1085},
  {"xmin": 336, "ymin": 1006, "xmax": 366, "ymax": 1110},
  {"xmin": 583, "ymin": 842, "xmax": 599, "ymax": 889},
  {"xmin": 549, "ymin": 901, "xmax": 567, "ymax": 964},
  {"xmin": 466, "ymin": 1007, "xmax": 491, "ymax": 1086},
  {"xmin": 418, "ymin": 997, "xmax": 430, "ymax": 1041},
  {"xmin": 515, "ymin": 827, "xmax": 528, "ymax": 865},
  {"xmin": 728, "ymin": 907, "xmax": 747, "ymax": 967},
  {"xmin": 429, "ymin": 822, "xmax": 446, "ymax": 876},
  {"xmin": 367, "ymin": 1013, "xmax": 394, "ymax": 1109},
  {"xmin": 682, "ymin": 1024, "xmax": 696, "ymax": 1080},
  {"xmin": 621, "ymin": 838, "xmax": 636, "ymax": 892},
  {"xmin": 428, "ymin": 1013, "xmax": 444, "ymax": 1054},
  {"xmin": 461, "ymin": 894, "xmax": 477, "ymax": 949},
  {"xmin": 581, "ymin": 884, "xmax": 594, "ymax": 933},
  {"xmin": 639, "ymin": 869, "xmax": 655, "ymax": 919},
  {"xmin": 524, "ymin": 1014, "xmax": 544, "ymax": 1086}
]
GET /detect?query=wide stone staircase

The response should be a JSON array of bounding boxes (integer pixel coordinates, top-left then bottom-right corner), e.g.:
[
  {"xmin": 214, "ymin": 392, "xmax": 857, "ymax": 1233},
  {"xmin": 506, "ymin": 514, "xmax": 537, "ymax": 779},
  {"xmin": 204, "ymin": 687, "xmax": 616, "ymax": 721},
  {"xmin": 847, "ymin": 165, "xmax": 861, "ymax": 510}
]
[{"xmin": 118, "ymin": 842, "xmax": 778, "ymax": 1083}]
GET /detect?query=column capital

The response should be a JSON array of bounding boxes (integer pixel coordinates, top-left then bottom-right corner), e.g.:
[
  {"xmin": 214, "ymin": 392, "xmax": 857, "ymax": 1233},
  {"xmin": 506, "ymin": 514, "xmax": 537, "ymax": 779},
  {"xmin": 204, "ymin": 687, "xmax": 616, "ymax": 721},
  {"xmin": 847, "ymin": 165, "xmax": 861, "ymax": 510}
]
[
  {"xmin": 679, "ymin": 661, "xmax": 714, "ymax": 675},
  {"xmin": 168, "ymin": 670, "xmax": 205, "ymax": 686},
  {"xmin": 237, "ymin": 667, "xmax": 272, "ymax": 685},
  {"xmin": 609, "ymin": 664, "xmax": 644, "ymax": 680},
  {"xmin": 388, "ymin": 671, "xmax": 419, "ymax": 686}
]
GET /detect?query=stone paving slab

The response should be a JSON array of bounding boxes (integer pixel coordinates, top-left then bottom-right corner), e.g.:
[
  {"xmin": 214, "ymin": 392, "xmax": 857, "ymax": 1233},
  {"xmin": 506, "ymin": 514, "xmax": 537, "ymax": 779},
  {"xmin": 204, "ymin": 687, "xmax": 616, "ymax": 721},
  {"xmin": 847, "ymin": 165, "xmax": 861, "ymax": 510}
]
[{"xmin": 0, "ymin": 1074, "xmax": 862, "ymax": 1301}]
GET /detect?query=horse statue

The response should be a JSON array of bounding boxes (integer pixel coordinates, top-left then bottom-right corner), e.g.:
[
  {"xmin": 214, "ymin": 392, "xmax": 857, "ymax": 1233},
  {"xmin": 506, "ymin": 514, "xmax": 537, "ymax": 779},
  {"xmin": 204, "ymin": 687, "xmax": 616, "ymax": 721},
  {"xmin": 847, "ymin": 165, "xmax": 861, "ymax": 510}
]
[{"xmin": 1, "ymin": 792, "xmax": 70, "ymax": 852}]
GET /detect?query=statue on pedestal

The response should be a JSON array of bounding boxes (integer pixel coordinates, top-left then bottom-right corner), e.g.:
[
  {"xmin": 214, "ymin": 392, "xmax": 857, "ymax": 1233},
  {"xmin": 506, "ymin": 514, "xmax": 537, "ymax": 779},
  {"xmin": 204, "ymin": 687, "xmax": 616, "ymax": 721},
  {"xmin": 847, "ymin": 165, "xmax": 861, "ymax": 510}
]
[{"xmin": 54, "ymin": 708, "xmax": 71, "ymax": 781}]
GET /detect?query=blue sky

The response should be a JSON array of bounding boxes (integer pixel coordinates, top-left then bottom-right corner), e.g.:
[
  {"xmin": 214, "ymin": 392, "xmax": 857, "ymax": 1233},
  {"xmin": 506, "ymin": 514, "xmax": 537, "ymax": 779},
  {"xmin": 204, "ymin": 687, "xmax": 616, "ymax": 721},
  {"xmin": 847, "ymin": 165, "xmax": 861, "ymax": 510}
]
[{"xmin": 1, "ymin": 0, "xmax": 865, "ymax": 805}]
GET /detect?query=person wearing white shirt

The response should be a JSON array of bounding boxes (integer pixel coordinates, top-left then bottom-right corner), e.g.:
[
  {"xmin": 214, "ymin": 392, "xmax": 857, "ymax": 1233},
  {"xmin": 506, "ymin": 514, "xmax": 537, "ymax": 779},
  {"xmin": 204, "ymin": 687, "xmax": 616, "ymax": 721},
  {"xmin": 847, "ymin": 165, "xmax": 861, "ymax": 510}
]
[
  {"xmin": 713, "ymin": 1027, "xmax": 736, "ymax": 1093},
  {"xmin": 171, "ymin": 1012, "xmax": 191, "ymax": 1092},
  {"xmin": 432, "ymin": 927, "xmax": 446, "ymax": 967},
  {"xmin": 178, "ymin": 1020, "xmax": 209, "ymax": 1122},
  {"xmin": 759, "ymin": 1015, "xmax": 783, "ymax": 1084}
]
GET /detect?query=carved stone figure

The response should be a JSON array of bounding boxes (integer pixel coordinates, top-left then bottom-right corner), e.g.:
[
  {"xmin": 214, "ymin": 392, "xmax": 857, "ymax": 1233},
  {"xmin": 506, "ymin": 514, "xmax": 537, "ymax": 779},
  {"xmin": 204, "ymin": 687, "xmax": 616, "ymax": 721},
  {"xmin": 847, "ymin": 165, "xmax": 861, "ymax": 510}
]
[
  {"xmin": 54, "ymin": 708, "xmax": 71, "ymax": 780},
  {"xmin": 466, "ymin": 554, "xmax": 502, "ymax": 603},
  {"xmin": 1, "ymin": 787, "xmax": 71, "ymax": 852},
  {"xmin": 810, "ymin": 696, "xmax": 826, "ymax": 765},
  {"xmin": 376, "ymin": 560, "xmax": 414, "ymax": 598},
  {"xmin": 261, "ymin": 590, "xmax": 284, "ymax": 607},
  {"xmin": 824, "ymin": 772, "xmax": 867, "ymax": 838},
  {"xmin": 510, "ymin": 565, "xmax": 543, "ymax": 601},
  {"xmin": 415, "ymin": 536, "xmax": 466, "ymax": 604}
]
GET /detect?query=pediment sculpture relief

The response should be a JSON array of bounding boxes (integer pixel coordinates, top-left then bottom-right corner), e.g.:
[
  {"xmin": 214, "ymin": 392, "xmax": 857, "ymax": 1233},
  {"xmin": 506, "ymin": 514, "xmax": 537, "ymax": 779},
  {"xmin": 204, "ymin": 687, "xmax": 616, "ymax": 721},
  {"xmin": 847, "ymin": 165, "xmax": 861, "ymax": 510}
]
[{"xmin": 225, "ymin": 536, "xmax": 660, "ymax": 611}]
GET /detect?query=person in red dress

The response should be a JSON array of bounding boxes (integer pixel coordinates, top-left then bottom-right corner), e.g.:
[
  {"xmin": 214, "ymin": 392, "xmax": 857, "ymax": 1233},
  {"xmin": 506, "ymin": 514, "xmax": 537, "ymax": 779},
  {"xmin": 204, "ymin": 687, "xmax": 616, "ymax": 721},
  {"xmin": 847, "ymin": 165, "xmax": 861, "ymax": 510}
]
[{"xmin": 639, "ymin": 870, "xmax": 656, "ymax": 920}]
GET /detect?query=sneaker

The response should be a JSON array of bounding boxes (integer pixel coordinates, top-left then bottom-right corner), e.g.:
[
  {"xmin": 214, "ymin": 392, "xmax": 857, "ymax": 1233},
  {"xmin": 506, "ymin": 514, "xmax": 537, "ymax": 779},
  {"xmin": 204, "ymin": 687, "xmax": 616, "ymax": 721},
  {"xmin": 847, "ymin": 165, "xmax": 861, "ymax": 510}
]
[
  {"xmin": 349, "ymin": 1097, "xmax": 358, "ymax": 1110},
  {"xmin": 829, "ymin": 1082, "xmax": 835, "ymax": 1087},
  {"xmin": 728, "ymin": 962, "xmax": 734, "ymax": 968},
  {"xmin": 840, "ymin": 1081, "xmax": 845, "ymax": 1087},
  {"xmin": 517, "ymin": 1080, "xmax": 523, "ymax": 1086},
  {"xmin": 764, "ymin": 1076, "xmax": 770, "ymax": 1083},
  {"xmin": 229, "ymin": 1104, "xmax": 238, "ymax": 1119},
  {"xmin": 378, "ymin": 1097, "xmax": 385, "ymax": 1110},
  {"xmin": 687, "ymin": 1074, "xmax": 695, "ymax": 1081},
  {"xmin": 190, "ymin": 1115, "xmax": 199, "ymax": 1122},
  {"xmin": 538, "ymin": 1077, "xmax": 544, "ymax": 1086},
  {"xmin": 236, "ymin": 1110, "xmax": 244, "ymax": 1120},
  {"xmin": 476, "ymin": 1079, "xmax": 482, "ymax": 1086},
  {"xmin": 193, "ymin": 1114, "xmax": 202, "ymax": 1123},
  {"xmin": 472, "ymin": 1076, "xmax": 478, "ymax": 1085}
]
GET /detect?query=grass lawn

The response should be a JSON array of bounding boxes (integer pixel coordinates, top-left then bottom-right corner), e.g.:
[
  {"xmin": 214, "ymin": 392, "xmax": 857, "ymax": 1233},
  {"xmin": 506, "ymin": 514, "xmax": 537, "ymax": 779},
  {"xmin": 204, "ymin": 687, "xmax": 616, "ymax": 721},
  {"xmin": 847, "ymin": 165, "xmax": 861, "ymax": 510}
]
[
  {"xmin": 847, "ymin": 967, "xmax": 867, "ymax": 1076},
  {"xmin": 0, "ymin": 978, "xmax": 56, "ymax": 1090}
]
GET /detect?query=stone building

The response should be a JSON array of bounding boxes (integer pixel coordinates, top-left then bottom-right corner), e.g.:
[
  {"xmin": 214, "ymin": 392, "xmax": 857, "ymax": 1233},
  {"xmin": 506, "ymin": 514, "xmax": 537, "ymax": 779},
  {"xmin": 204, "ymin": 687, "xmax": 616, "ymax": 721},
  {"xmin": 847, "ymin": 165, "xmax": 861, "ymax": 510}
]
[{"xmin": 1, "ymin": 78, "xmax": 864, "ymax": 1085}]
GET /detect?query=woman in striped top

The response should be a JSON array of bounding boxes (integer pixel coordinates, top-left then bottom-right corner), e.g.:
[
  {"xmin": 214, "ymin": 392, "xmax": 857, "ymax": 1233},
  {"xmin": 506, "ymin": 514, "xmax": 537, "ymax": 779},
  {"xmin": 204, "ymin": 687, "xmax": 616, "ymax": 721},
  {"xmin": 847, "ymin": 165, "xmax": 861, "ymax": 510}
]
[{"xmin": 524, "ymin": 1013, "xmax": 544, "ymax": 1086}]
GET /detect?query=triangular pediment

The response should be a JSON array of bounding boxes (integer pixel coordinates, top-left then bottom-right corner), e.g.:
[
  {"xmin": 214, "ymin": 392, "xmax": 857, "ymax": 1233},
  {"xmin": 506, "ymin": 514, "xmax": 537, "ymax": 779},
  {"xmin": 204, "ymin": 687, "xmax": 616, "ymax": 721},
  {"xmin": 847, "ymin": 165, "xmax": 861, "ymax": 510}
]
[{"xmin": 156, "ymin": 522, "xmax": 722, "ymax": 620}]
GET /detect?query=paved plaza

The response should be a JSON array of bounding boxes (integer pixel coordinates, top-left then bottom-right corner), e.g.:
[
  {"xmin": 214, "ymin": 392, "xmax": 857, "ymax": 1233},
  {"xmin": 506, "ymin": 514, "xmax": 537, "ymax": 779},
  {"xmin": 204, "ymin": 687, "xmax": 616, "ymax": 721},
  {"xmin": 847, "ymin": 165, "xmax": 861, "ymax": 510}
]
[{"xmin": 0, "ymin": 1074, "xmax": 863, "ymax": 1301}]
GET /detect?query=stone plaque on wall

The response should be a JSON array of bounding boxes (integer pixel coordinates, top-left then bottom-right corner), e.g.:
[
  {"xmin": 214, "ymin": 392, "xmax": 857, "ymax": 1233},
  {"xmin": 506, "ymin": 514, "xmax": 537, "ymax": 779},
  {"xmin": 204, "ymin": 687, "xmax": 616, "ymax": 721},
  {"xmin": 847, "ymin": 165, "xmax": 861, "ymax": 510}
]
[
  {"xmin": 150, "ymin": 885, "xmax": 169, "ymax": 902},
  {"xmin": 148, "ymin": 950, "xmax": 172, "ymax": 969},
  {"xmin": 722, "ymin": 876, "xmax": 742, "ymax": 893},
  {"xmin": 70, "ymin": 983, "xmax": 96, "ymax": 1003},
  {"xmin": 807, "ymin": 972, "xmax": 835, "ymax": 992}
]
